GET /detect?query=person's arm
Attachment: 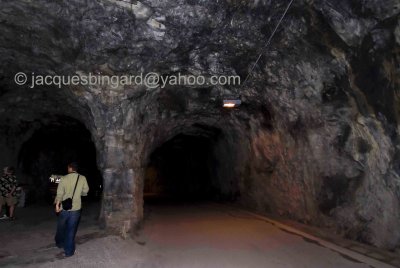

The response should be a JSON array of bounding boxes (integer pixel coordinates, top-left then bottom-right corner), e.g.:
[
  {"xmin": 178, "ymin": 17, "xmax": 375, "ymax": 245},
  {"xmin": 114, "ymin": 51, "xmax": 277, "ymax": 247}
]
[
  {"xmin": 55, "ymin": 178, "xmax": 65, "ymax": 213},
  {"xmin": 55, "ymin": 200, "xmax": 62, "ymax": 213},
  {"xmin": 81, "ymin": 177, "xmax": 89, "ymax": 196},
  {"xmin": 7, "ymin": 178, "xmax": 17, "ymax": 197},
  {"xmin": 8, "ymin": 186, "xmax": 16, "ymax": 196}
]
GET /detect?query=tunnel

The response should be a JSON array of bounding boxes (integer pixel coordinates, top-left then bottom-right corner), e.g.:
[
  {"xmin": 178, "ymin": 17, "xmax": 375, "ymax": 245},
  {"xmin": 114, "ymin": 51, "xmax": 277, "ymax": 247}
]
[
  {"xmin": 143, "ymin": 124, "xmax": 237, "ymax": 205},
  {"xmin": 17, "ymin": 115, "xmax": 102, "ymax": 203},
  {"xmin": 0, "ymin": 0, "xmax": 400, "ymax": 266}
]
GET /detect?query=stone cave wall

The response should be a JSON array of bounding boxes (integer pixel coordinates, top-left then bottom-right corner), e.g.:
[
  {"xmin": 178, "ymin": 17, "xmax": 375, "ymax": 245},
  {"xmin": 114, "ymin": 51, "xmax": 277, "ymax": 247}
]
[{"xmin": 206, "ymin": 0, "xmax": 400, "ymax": 250}]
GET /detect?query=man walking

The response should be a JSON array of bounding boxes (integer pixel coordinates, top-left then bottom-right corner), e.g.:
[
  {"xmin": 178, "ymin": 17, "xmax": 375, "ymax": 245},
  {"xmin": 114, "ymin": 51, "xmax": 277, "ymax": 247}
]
[{"xmin": 55, "ymin": 162, "xmax": 89, "ymax": 257}]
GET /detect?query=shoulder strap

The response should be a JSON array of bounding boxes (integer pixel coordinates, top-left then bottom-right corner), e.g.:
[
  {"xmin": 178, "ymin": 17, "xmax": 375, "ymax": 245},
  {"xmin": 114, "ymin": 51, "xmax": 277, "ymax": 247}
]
[{"xmin": 71, "ymin": 175, "xmax": 80, "ymax": 199}]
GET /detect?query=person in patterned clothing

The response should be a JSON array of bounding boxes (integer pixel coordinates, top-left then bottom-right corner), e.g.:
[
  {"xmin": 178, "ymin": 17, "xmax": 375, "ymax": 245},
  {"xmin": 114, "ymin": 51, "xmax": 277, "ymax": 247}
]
[{"xmin": 0, "ymin": 166, "xmax": 18, "ymax": 220}]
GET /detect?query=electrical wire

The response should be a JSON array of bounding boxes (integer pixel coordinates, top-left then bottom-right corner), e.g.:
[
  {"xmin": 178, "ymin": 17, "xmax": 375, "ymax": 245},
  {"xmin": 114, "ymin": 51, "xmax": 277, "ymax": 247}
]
[{"xmin": 242, "ymin": 0, "xmax": 295, "ymax": 87}]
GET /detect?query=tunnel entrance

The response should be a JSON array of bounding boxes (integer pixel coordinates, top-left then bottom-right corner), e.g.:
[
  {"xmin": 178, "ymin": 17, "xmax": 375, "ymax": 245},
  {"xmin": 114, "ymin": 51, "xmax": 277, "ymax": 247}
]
[
  {"xmin": 17, "ymin": 115, "xmax": 102, "ymax": 204},
  {"xmin": 144, "ymin": 126, "xmax": 227, "ymax": 203}
]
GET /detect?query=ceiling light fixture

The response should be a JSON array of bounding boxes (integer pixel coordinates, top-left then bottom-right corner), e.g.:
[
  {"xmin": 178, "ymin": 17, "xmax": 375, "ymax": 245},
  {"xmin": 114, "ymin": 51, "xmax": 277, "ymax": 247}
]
[{"xmin": 223, "ymin": 99, "xmax": 241, "ymax": 108}]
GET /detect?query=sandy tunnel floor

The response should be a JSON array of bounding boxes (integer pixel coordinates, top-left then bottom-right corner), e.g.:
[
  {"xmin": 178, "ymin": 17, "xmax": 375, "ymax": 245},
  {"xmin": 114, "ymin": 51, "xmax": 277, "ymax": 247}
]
[{"xmin": 0, "ymin": 200, "xmax": 394, "ymax": 268}]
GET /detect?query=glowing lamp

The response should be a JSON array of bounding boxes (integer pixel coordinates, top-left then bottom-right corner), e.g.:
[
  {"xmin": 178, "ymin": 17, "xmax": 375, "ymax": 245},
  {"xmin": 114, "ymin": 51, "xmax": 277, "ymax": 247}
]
[{"xmin": 223, "ymin": 99, "xmax": 241, "ymax": 108}]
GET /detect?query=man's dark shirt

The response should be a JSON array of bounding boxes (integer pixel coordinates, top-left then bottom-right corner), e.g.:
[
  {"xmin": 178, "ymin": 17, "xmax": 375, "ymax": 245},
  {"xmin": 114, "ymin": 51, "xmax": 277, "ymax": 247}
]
[{"xmin": 0, "ymin": 174, "xmax": 17, "ymax": 197}]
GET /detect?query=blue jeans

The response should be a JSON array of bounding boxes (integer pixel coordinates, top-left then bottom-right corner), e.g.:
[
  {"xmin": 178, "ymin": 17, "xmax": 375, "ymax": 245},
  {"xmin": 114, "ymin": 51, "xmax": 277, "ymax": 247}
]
[{"xmin": 55, "ymin": 210, "xmax": 81, "ymax": 256}]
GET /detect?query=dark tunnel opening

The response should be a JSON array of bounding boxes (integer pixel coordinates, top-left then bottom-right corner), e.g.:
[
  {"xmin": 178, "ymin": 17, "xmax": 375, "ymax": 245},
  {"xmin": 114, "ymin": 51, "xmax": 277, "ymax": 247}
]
[
  {"xmin": 145, "ymin": 134, "xmax": 215, "ymax": 201},
  {"xmin": 144, "ymin": 125, "xmax": 233, "ymax": 205},
  {"xmin": 17, "ymin": 116, "xmax": 103, "ymax": 205}
]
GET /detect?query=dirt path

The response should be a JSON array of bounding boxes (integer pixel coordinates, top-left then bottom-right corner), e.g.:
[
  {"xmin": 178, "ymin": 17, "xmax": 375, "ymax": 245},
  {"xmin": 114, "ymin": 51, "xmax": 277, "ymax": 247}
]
[{"xmin": 0, "ymin": 201, "xmax": 395, "ymax": 267}]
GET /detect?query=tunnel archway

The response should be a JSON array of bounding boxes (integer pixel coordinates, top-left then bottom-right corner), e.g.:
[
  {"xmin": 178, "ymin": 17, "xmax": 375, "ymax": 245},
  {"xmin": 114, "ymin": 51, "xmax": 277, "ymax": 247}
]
[
  {"xmin": 17, "ymin": 115, "xmax": 102, "ymax": 204},
  {"xmin": 145, "ymin": 134, "xmax": 216, "ymax": 201},
  {"xmin": 143, "ymin": 123, "xmax": 241, "ymax": 205}
]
